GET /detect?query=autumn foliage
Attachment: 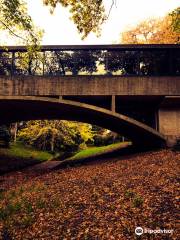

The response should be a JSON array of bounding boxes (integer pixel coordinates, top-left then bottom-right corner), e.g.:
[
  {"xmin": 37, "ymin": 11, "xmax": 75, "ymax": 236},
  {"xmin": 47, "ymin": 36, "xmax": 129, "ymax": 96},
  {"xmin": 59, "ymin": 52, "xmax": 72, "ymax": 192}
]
[{"xmin": 121, "ymin": 10, "xmax": 180, "ymax": 44}]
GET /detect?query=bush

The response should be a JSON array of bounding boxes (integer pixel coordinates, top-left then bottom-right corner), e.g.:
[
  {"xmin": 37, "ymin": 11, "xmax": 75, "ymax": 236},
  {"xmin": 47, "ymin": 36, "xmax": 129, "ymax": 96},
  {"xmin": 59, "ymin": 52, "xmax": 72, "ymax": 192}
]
[
  {"xmin": 93, "ymin": 132, "xmax": 121, "ymax": 146},
  {"xmin": 0, "ymin": 125, "xmax": 11, "ymax": 148}
]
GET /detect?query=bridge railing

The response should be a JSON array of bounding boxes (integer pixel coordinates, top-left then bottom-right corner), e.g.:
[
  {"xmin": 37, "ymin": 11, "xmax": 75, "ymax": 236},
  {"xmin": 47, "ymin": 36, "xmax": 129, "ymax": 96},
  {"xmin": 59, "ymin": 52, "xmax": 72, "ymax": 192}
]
[{"xmin": 0, "ymin": 45, "xmax": 179, "ymax": 76}]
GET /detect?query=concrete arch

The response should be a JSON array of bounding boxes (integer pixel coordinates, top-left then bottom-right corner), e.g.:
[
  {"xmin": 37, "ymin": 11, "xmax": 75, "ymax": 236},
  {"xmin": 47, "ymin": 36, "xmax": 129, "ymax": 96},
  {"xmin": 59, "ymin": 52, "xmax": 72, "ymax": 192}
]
[{"xmin": 0, "ymin": 96, "xmax": 166, "ymax": 147}]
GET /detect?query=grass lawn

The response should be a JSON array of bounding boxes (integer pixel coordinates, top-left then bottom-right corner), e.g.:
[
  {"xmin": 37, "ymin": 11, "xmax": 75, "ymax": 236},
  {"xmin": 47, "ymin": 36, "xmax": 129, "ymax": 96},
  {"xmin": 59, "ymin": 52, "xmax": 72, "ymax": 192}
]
[
  {"xmin": 64, "ymin": 141, "xmax": 131, "ymax": 162},
  {"xmin": 0, "ymin": 142, "xmax": 54, "ymax": 174}
]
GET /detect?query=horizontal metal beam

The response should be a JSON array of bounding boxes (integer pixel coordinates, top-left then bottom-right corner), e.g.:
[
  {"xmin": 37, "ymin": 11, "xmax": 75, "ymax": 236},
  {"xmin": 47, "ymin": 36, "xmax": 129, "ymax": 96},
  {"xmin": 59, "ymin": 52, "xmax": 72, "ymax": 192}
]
[{"xmin": 0, "ymin": 44, "xmax": 179, "ymax": 52}]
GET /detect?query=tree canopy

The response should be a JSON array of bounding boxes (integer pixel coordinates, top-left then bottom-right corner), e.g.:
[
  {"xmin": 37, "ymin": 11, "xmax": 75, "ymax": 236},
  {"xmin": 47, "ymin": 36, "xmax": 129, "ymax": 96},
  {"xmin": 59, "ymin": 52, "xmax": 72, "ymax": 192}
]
[
  {"xmin": 17, "ymin": 120, "xmax": 94, "ymax": 153},
  {"xmin": 0, "ymin": 0, "xmax": 43, "ymax": 45},
  {"xmin": 121, "ymin": 8, "xmax": 180, "ymax": 44},
  {"xmin": 0, "ymin": 1, "xmax": 179, "ymax": 45},
  {"xmin": 0, "ymin": 0, "xmax": 108, "ymax": 45},
  {"xmin": 43, "ymin": 0, "xmax": 106, "ymax": 39},
  {"xmin": 170, "ymin": 7, "xmax": 180, "ymax": 33}
]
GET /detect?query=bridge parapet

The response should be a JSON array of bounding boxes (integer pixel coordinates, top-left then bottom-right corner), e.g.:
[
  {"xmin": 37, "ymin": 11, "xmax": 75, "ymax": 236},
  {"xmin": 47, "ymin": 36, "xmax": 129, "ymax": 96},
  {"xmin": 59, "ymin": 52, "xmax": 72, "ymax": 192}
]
[
  {"xmin": 0, "ymin": 75, "xmax": 179, "ymax": 96},
  {"xmin": 0, "ymin": 44, "xmax": 179, "ymax": 77}
]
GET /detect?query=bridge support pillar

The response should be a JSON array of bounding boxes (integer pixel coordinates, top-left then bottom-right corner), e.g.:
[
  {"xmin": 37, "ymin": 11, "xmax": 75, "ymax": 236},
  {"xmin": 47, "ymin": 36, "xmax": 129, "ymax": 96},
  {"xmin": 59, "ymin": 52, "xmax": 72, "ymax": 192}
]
[
  {"xmin": 111, "ymin": 95, "xmax": 116, "ymax": 113},
  {"xmin": 59, "ymin": 96, "xmax": 63, "ymax": 101},
  {"xmin": 158, "ymin": 107, "xmax": 180, "ymax": 147}
]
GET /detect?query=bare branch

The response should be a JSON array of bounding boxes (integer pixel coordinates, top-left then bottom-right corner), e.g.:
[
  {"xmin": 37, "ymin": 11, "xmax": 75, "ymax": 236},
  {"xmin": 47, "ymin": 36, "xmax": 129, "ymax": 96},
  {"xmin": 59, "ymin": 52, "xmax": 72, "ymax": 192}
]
[
  {"xmin": 106, "ymin": 0, "xmax": 116, "ymax": 20},
  {"xmin": 0, "ymin": 19, "xmax": 27, "ymax": 42}
]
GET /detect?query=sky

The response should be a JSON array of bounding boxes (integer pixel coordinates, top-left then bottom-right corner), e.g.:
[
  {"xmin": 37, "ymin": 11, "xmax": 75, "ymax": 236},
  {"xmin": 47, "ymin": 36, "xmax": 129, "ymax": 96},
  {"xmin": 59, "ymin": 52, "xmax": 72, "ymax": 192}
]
[{"xmin": 4, "ymin": 0, "xmax": 180, "ymax": 45}]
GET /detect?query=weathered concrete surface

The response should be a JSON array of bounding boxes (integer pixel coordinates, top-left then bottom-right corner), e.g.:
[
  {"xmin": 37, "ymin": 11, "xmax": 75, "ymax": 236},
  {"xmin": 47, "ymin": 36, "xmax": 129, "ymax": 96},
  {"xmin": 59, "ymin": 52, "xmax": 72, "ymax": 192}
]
[
  {"xmin": 0, "ymin": 74, "xmax": 179, "ymax": 147},
  {"xmin": 0, "ymin": 96, "xmax": 166, "ymax": 147},
  {"xmin": 0, "ymin": 75, "xmax": 179, "ymax": 96},
  {"xmin": 158, "ymin": 97, "xmax": 180, "ymax": 146},
  {"xmin": 159, "ymin": 108, "xmax": 180, "ymax": 147}
]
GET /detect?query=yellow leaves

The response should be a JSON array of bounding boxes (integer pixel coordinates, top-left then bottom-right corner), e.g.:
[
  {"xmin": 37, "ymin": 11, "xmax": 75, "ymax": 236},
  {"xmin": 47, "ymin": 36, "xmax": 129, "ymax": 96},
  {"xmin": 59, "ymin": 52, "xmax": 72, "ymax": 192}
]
[{"xmin": 42, "ymin": 0, "xmax": 105, "ymax": 39}]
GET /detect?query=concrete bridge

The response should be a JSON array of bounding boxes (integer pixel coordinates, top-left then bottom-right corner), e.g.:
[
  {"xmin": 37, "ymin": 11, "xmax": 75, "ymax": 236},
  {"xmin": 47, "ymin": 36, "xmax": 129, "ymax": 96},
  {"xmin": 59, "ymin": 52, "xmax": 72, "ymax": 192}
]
[{"xmin": 0, "ymin": 44, "xmax": 179, "ymax": 147}]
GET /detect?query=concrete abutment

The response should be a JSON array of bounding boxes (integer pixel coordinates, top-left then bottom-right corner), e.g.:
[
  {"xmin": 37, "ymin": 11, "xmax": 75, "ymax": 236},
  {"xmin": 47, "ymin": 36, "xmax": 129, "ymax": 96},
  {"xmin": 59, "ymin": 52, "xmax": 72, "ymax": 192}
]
[
  {"xmin": 157, "ymin": 97, "xmax": 180, "ymax": 147},
  {"xmin": 158, "ymin": 108, "xmax": 180, "ymax": 147}
]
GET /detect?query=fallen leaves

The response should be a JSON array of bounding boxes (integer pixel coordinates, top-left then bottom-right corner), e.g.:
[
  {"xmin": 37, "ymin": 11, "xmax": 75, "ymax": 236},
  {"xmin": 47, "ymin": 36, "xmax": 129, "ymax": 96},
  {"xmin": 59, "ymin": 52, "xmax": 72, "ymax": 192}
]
[{"xmin": 0, "ymin": 149, "xmax": 179, "ymax": 239}]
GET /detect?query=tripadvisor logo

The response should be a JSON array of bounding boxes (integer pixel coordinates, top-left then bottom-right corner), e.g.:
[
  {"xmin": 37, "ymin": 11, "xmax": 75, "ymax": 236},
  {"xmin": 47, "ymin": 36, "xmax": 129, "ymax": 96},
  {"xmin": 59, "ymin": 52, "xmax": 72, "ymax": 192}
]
[
  {"xmin": 135, "ymin": 227, "xmax": 174, "ymax": 236},
  {"xmin": 135, "ymin": 227, "xmax": 143, "ymax": 236}
]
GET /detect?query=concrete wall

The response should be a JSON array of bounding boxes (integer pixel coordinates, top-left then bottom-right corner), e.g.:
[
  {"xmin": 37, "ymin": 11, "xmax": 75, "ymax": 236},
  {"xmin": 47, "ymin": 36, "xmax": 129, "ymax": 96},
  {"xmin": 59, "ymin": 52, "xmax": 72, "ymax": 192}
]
[
  {"xmin": 0, "ymin": 75, "xmax": 179, "ymax": 96},
  {"xmin": 158, "ymin": 108, "xmax": 180, "ymax": 146}
]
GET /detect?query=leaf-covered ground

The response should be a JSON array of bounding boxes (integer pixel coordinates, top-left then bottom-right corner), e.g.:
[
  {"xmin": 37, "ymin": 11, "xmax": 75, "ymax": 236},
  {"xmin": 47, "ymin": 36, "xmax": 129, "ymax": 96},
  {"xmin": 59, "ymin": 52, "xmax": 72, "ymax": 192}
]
[{"xmin": 0, "ymin": 150, "xmax": 179, "ymax": 239}]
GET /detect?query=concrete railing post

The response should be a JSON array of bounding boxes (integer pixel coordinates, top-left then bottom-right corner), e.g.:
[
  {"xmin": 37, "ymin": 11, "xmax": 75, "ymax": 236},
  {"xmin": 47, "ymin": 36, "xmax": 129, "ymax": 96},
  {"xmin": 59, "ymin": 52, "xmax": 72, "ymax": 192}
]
[{"xmin": 111, "ymin": 95, "xmax": 116, "ymax": 113}]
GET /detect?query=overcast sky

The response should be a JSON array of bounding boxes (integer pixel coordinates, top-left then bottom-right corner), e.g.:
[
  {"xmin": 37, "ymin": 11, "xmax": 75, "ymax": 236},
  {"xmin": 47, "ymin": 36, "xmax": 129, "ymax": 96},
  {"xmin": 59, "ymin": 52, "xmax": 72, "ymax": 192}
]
[{"xmin": 4, "ymin": 0, "xmax": 180, "ymax": 45}]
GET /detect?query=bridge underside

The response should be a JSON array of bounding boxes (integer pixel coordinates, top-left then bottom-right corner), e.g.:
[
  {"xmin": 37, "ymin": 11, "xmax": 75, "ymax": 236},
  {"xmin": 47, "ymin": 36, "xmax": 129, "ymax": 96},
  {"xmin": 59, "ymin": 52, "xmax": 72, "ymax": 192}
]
[{"xmin": 0, "ymin": 96, "xmax": 166, "ymax": 148}]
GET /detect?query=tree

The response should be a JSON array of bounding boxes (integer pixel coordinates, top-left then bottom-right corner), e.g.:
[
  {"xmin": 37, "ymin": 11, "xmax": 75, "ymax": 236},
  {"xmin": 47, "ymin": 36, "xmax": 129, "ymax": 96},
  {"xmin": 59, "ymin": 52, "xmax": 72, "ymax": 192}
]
[
  {"xmin": 43, "ymin": 0, "xmax": 106, "ymax": 39},
  {"xmin": 121, "ymin": 9, "xmax": 180, "ymax": 44},
  {"xmin": 17, "ymin": 120, "xmax": 94, "ymax": 152},
  {"xmin": 44, "ymin": 50, "xmax": 100, "ymax": 75},
  {"xmin": 0, "ymin": 0, "xmax": 111, "ymax": 44},
  {"xmin": 170, "ymin": 7, "xmax": 180, "ymax": 33},
  {"xmin": 0, "ymin": 0, "xmax": 43, "ymax": 45}
]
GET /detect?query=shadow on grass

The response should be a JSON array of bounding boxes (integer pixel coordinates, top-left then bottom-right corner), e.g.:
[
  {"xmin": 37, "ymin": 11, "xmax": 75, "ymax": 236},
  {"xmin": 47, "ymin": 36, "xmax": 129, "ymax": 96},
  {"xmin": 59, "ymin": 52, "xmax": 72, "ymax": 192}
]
[
  {"xmin": 0, "ymin": 155, "xmax": 42, "ymax": 175},
  {"xmin": 0, "ymin": 142, "xmax": 53, "ymax": 175},
  {"xmin": 54, "ymin": 144, "xmax": 163, "ymax": 170}
]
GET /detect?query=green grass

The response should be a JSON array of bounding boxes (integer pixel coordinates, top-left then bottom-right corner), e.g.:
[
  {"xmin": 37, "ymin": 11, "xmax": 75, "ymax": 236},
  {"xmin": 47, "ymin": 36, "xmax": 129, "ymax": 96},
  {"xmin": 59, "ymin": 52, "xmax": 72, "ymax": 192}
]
[
  {"xmin": 0, "ymin": 142, "xmax": 53, "ymax": 162},
  {"xmin": 66, "ymin": 142, "xmax": 131, "ymax": 162},
  {"xmin": 0, "ymin": 142, "xmax": 54, "ymax": 174}
]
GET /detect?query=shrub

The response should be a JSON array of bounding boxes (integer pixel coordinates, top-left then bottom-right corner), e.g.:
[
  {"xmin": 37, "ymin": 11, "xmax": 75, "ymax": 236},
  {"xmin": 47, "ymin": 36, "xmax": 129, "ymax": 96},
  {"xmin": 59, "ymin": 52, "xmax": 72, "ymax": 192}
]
[{"xmin": 0, "ymin": 125, "xmax": 11, "ymax": 148}]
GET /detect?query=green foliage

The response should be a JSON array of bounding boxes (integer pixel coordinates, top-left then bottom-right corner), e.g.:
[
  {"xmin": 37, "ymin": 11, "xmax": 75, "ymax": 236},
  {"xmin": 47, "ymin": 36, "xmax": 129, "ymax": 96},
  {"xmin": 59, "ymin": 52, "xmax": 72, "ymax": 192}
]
[
  {"xmin": 18, "ymin": 120, "xmax": 94, "ymax": 152},
  {"xmin": 0, "ymin": 0, "xmax": 43, "ymax": 45},
  {"xmin": 66, "ymin": 142, "xmax": 130, "ymax": 161},
  {"xmin": 0, "ymin": 142, "xmax": 53, "ymax": 161},
  {"xmin": 170, "ymin": 7, "xmax": 180, "ymax": 33},
  {"xmin": 43, "ymin": 0, "xmax": 106, "ymax": 39},
  {"xmin": 93, "ymin": 128, "xmax": 121, "ymax": 146},
  {"xmin": 0, "ymin": 0, "xmax": 106, "ymax": 44}
]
